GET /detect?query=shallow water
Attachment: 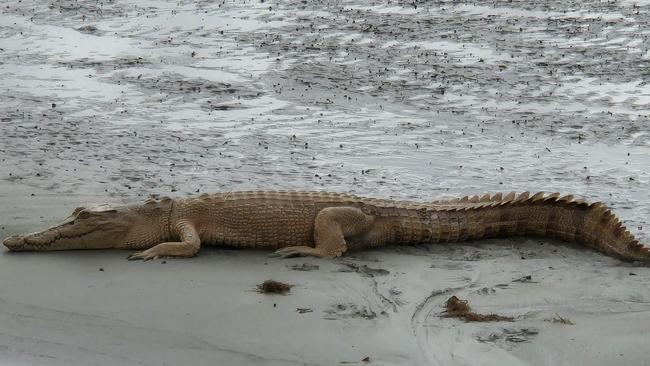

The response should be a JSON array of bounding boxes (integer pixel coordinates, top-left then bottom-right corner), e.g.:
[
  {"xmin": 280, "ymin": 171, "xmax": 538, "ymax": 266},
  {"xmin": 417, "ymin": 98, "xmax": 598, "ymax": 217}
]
[
  {"xmin": 0, "ymin": 1, "xmax": 649, "ymax": 365},
  {"xmin": 2, "ymin": 1, "xmax": 649, "ymax": 223}
]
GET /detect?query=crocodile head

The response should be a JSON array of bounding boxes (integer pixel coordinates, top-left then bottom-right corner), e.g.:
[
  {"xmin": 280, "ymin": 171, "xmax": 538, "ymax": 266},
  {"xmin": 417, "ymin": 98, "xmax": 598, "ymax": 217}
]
[{"xmin": 3, "ymin": 202, "xmax": 169, "ymax": 251}]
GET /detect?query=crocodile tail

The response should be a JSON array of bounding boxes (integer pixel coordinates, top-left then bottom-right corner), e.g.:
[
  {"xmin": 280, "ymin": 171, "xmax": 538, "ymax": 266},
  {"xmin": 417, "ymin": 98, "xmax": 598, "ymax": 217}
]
[
  {"xmin": 442, "ymin": 192, "xmax": 650, "ymax": 262},
  {"xmin": 576, "ymin": 197, "xmax": 649, "ymax": 262}
]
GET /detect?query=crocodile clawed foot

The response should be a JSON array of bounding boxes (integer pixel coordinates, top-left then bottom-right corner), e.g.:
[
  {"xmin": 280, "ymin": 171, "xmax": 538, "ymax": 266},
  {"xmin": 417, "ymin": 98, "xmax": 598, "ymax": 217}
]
[
  {"xmin": 274, "ymin": 246, "xmax": 321, "ymax": 258},
  {"xmin": 128, "ymin": 248, "xmax": 162, "ymax": 261},
  {"xmin": 273, "ymin": 246, "xmax": 337, "ymax": 259}
]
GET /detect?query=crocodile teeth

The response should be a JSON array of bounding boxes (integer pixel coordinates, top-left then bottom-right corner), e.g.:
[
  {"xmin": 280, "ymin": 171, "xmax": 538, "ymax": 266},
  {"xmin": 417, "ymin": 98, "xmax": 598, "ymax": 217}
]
[{"xmin": 25, "ymin": 230, "xmax": 92, "ymax": 247}]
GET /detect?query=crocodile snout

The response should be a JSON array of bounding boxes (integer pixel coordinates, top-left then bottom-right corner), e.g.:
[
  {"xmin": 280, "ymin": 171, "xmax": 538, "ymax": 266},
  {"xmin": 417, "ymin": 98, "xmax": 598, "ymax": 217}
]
[{"xmin": 3, "ymin": 235, "xmax": 25, "ymax": 251}]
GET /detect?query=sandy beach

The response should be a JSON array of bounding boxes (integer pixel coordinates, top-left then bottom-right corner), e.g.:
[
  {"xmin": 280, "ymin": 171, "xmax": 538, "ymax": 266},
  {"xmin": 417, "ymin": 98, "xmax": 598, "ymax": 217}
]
[{"xmin": 1, "ymin": 1, "xmax": 649, "ymax": 365}]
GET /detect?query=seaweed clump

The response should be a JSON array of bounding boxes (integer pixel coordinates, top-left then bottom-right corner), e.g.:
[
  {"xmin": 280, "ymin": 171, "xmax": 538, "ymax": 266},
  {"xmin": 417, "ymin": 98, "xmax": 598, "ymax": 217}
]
[
  {"xmin": 443, "ymin": 296, "xmax": 514, "ymax": 322},
  {"xmin": 257, "ymin": 280, "xmax": 293, "ymax": 295}
]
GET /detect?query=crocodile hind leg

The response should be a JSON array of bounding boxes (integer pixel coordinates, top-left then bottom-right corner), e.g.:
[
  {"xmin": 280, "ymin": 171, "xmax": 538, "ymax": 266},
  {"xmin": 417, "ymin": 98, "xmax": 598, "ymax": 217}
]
[{"xmin": 274, "ymin": 207, "xmax": 375, "ymax": 259}]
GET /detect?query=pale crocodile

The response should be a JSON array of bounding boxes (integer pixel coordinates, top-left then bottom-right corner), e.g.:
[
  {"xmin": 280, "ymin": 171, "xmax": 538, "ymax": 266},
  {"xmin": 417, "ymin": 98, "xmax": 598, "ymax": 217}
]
[{"xmin": 3, "ymin": 191, "xmax": 648, "ymax": 262}]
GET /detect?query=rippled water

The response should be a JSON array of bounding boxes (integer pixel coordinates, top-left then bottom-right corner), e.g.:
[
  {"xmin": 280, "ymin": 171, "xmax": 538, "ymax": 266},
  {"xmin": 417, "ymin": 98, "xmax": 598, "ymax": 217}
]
[{"xmin": 1, "ymin": 0, "xmax": 648, "ymax": 240}]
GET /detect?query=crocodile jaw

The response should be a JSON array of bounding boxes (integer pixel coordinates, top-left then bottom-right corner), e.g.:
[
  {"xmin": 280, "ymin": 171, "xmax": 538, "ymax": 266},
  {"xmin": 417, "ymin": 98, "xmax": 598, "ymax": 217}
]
[
  {"xmin": 3, "ymin": 200, "xmax": 173, "ymax": 252},
  {"xmin": 2, "ymin": 205, "xmax": 134, "ymax": 251},
  {"xmin": 3, "ymin": 235, "xmax": 26, "ymax": 251},
  {"xmin": 3, "ymin": 229, "xmax": 100, "ymax": 251}
]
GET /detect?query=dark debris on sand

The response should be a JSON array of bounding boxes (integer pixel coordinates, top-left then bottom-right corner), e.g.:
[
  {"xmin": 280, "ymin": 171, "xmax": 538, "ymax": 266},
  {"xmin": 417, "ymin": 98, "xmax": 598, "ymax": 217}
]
[
  {"xmin": 443, "ymin": 296, "xmax": 514, "ymax": 322},
  {"xmin": 257, "ymin": 279, "xmax": 294, "ymax": 295}
]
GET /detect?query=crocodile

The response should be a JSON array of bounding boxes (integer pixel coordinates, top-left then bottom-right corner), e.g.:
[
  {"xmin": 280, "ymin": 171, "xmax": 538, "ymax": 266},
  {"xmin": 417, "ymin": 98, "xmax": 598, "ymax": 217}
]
[{"xmin": 2, "ymin": 190, "xmax": 648, "ymax": 262}]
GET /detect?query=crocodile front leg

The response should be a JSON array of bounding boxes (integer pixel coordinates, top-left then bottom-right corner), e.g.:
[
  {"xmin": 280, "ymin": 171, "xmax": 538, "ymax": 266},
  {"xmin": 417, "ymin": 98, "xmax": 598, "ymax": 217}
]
[
  {"xmin": 128, "ymin": 221, "xmax": 200, "ymax": 261},
  {"xmin": 274, "ymin": 207, "xmax": 374, "ymax": 259}
]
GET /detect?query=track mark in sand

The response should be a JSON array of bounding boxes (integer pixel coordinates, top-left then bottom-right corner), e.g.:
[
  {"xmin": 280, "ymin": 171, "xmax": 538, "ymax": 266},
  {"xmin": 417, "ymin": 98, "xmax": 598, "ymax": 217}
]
[
  {"xmin": 409, "ymin": 271, "xmax": 480, "ymax": 366},
  {"xmin": 288, "ymin": 263, "xmax": 320, "ymax": 271},
  {"xmin": 475, "ymin": 328, "xmax": 539, "ymax": 348},
  {"xmin": 338, "ymin": 261, "xmax": 400, "ymax": 313},
  {"xmin": 323, "ymin": 302, "xmax": 380, "ymax": 320}
]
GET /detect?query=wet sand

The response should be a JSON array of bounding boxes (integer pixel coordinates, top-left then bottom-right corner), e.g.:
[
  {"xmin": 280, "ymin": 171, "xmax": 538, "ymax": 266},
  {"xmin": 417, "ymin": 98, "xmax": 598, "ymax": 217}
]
[{"xmin": 1, "ymin": 1, "xmax": 649, "ymax": 365}]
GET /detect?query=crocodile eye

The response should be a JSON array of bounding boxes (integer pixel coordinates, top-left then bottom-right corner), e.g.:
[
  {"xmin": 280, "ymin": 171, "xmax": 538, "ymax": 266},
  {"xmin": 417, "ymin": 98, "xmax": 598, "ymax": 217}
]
[{"xmin": 77, "ymin": 211, "xmax": 92, "ymax": 219}]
